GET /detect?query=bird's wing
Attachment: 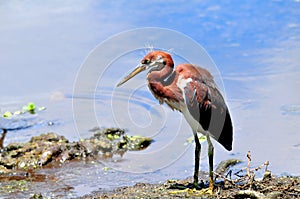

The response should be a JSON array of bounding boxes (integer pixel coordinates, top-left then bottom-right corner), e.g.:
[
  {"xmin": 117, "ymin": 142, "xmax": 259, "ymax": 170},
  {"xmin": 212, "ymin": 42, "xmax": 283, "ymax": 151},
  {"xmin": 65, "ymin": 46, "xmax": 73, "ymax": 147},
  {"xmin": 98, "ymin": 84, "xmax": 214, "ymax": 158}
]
[{"xmin": 180, "ymin": 65, "xmax": 233, "ymax": 151}]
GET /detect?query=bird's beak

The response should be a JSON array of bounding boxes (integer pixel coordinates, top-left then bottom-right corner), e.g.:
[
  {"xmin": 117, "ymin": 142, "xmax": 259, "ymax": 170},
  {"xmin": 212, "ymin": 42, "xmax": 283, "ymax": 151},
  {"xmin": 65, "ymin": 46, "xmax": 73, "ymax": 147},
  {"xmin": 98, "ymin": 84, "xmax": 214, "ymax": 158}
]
[{"xmin": 117, "ymin": 64, "xmax": 147, "ymax": 87}]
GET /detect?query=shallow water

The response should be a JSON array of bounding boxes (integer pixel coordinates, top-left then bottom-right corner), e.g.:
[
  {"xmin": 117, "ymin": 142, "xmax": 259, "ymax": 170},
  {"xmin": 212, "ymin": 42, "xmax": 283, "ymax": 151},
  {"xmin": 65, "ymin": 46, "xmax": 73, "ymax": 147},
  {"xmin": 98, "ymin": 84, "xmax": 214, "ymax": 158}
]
[{"xmin": 1, "ymin": 0, "xmax": 300, "ymax": 197}]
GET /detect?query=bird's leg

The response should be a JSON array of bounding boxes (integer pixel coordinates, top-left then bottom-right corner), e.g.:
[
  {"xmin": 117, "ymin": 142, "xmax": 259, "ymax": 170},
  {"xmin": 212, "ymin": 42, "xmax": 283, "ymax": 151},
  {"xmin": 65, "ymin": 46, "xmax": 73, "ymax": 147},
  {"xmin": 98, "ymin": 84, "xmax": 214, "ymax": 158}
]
[
  {"xmin": 0, "ymin": 129, "xmax": 7, "ymax": 149},
  {"xmin": 206, "ymin": 135, "xmax": 214, "ymax": 190},
  {"xmin": 193, "ymin": 132, "xmax": 201, "ymax": 188}
]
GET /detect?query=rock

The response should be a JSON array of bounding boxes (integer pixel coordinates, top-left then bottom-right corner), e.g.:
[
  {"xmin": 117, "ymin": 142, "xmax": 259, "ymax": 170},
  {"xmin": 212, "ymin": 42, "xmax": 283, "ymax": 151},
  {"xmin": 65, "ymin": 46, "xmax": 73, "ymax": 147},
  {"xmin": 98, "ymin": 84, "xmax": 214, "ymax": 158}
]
[
  {"xmin": 0, "ymin": 165, "xmax": 9, "ymax": 174},
  {"xmin": 124, "ymin": 135, "xmax": 153, "ymax": 151},
  {"xmin": 0, "ymin": 128, "xmax": 153, "ymax": 174},
  {"xmin": 266, "ymin": 191, "xmax": 283, "ymax": 199},
  {"xmin": 30, "ymin": 132, "xmax": 68, "ymax": 143},
  {"xmin": 215, "ymin": 159, "xmax": 242, "ymax": 175},
  {"xmin": 29, "ymin": 193, "xmax": 43, "ymax": 199},
  {"xmin": 235, "ymin": 190, "xmax": 265, "ymax": 198},
  {"xmin": 263, "ymin": 170, "xmax": 272, "ymax": 181}
]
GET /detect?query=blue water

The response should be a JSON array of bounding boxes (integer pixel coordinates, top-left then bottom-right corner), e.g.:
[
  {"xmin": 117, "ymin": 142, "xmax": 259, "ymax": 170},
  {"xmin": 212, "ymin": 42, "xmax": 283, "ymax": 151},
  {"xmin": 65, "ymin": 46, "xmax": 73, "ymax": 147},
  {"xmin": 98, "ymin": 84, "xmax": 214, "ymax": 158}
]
[{"xmin": 0, "ymin": 1, "xmax": 299, "ymax": 197}]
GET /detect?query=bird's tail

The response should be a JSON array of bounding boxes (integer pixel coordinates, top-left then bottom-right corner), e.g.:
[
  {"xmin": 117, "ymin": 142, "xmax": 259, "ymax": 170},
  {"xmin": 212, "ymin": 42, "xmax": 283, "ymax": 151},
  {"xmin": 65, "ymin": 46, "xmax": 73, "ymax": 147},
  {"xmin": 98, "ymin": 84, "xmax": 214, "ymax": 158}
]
[{"xmin": 217, "ymin": 109, "xmax": 233, "ymax": 151}]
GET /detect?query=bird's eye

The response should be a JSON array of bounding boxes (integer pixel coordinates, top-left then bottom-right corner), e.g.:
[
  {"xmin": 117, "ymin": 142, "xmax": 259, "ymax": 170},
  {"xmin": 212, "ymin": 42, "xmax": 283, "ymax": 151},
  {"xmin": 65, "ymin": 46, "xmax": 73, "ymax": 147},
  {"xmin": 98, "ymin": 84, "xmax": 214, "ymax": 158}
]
[{"xmin": 143, "ymin": 59, "xmax": 150, "ymax": 64}]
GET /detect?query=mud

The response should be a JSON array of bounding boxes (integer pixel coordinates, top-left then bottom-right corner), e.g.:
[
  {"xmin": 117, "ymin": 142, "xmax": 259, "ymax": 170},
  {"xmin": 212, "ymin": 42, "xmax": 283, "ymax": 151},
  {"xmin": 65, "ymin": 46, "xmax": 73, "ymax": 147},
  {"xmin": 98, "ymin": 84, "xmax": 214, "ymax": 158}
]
[
  {"xmin": 0, "ymin": 129, "xmax": 299, "ymax": 198},
  {"xmin": 78, "ymin": 168, "xmax": 300, "ymax": 199}
]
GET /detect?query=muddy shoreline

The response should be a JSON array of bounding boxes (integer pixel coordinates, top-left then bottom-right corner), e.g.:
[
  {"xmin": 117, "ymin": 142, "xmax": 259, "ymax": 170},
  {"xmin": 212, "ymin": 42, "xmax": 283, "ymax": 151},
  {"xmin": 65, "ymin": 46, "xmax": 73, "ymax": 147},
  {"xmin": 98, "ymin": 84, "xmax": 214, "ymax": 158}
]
[
  {"xmin": 76, "ymin": 160, "xmax": 300, "ymax": 199},
  {"xmin": 76, "ymin": 174, "xmax": 300, "ymax": 199},
  {"xmin": 0, "ymin": 129, "xmax": 299, "ymax": 198}
]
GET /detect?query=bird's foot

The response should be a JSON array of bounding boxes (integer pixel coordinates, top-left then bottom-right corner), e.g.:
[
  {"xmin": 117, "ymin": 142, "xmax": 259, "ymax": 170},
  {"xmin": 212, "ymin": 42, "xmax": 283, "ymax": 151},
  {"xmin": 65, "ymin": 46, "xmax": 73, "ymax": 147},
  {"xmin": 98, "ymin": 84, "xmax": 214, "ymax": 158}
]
[
  {"xmin": 199, "ymin": 179, "xmax": 214, "ymax": 195},
  {"xmin": 193, "ymin": 180, "xmax": 214, "ymax": 195},
  {"xmin": 169, "ymin": 187, "xmax": 214, "ymax": 196},
  {"xmin": 188, "ymin": 180, "xmax": 204, "ymax": 189},
  {"xmin": 195, "ymin": 179, "xmax": 215, "ymax": 195},
  {"xmin": 169, "ymin": 180, "xmax": 214, "ymax": 196},
  {"xmin": 169, "ymin": 188, "xmax": 209, "ymax": 195},
  {"xmin": 197, "ymin": 187, "xmax": 214, "ymax": 195}
]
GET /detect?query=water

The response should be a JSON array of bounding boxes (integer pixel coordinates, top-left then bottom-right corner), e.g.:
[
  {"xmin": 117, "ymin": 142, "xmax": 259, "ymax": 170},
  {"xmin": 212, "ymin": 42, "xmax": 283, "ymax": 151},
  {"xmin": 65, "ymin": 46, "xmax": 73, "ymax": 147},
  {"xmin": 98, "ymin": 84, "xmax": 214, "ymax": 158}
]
[{"xmin": 1, "ymin": 0, "xmax": 300, "ymax": 197}]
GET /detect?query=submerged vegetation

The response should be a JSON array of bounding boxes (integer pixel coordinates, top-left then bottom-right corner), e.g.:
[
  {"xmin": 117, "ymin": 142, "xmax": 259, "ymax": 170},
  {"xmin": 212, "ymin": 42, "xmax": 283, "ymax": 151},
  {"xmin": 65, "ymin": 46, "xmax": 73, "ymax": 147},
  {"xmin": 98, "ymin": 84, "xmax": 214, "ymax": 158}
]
[
  {"xmin": 0, "ymin": 102, "xmax": 46, "ymax": 148},
  {"xmin": 2, "ymin": 102, "xmax": 46, "ymax": 118}
]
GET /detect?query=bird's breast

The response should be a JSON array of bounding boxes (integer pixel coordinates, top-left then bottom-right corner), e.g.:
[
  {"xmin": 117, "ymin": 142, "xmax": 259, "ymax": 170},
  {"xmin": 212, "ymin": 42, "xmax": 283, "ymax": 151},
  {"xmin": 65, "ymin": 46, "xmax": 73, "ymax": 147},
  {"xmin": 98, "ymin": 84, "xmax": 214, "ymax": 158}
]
[{"xmin": 176, "ymin": 76, "xmax": 193, "ymax": 92}]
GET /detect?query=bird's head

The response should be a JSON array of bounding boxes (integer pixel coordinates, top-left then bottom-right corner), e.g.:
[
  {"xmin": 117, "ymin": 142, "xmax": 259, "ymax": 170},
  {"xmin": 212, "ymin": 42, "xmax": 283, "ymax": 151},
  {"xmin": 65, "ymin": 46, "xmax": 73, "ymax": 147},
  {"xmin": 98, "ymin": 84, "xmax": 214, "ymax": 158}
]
[{"xmin": 117, "ymin": 51, "xmax": 174, "ymax": 87}]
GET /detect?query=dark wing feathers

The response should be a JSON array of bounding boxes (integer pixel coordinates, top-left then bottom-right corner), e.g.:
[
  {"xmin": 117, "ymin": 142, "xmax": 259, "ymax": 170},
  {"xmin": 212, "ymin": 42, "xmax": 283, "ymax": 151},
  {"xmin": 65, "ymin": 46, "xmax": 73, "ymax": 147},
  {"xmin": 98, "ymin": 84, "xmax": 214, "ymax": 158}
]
[{"xmin": 183, "ymin": 65, "xmax": 233, "ymax": 151}]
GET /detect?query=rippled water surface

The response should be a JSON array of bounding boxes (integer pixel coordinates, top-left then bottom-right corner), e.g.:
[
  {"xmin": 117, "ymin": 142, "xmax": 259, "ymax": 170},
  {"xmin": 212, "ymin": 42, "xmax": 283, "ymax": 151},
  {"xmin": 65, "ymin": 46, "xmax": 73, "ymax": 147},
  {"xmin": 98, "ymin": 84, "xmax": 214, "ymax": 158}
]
[{"xmin": 0, "ymin": 0, "xmax": 299, "ymax": 197}]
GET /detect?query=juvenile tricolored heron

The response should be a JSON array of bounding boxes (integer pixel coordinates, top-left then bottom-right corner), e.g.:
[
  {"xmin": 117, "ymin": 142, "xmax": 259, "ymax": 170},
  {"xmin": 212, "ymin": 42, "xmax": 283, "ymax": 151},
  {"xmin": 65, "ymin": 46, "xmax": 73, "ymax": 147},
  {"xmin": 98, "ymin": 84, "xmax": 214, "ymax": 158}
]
[{"xmin": 117, "ymin": 51, "xmax": 233, "ymax": 190}]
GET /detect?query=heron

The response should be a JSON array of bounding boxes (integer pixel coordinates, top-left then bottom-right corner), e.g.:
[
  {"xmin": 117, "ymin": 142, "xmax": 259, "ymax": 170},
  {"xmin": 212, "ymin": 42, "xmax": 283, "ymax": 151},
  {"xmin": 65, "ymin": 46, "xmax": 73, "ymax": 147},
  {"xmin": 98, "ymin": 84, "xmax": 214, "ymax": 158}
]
[{"xmin": 117, "ymin": 50, "xmax": 233, "ymax": 191}]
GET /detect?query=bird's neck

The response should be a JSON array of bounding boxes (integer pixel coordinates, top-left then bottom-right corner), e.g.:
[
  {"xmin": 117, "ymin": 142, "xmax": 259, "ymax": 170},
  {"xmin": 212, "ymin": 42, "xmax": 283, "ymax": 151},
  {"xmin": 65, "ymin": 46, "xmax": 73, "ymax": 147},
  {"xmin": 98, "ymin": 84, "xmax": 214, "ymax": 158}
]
[{"xmin": 147, "ymin": 65, "xmax": 173, "ymax": 85}]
